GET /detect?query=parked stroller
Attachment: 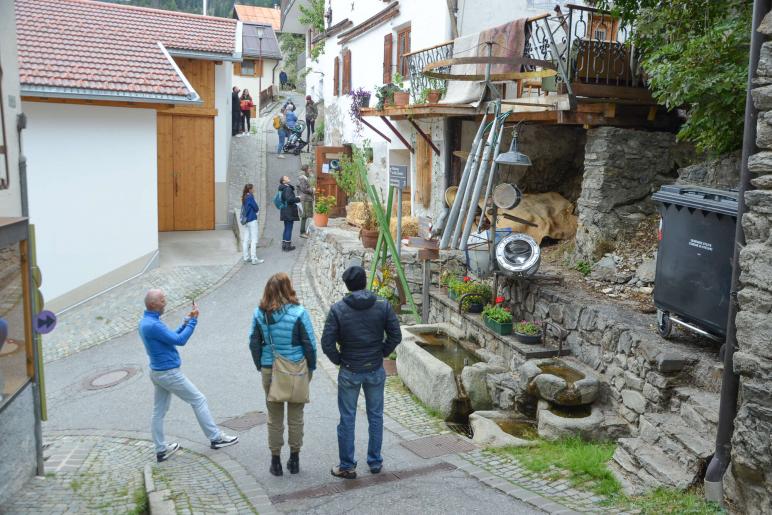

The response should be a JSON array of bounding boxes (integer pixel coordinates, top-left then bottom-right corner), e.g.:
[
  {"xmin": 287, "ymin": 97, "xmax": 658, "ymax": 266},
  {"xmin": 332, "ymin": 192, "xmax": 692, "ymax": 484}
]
[{"xmin": 282, "ymin": 120, "xmax": 307, "ymax": 155}]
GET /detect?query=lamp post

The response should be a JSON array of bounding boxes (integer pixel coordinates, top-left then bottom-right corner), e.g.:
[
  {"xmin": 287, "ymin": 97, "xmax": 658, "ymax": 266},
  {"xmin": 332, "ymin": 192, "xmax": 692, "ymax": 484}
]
[{"xmin": 256, "ymin": 25, "xmax": 265, "ymax": 115}]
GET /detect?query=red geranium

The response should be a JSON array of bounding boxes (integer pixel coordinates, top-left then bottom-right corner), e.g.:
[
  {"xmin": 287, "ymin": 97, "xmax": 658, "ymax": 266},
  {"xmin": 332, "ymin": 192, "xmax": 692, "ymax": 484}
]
[
  {"xmin": 495, "ymin": 296, "xmax": 505, "ymax": 304},
  {"xmin": 463, "ymin": 276, "xmax": 471, "ymax": 282}
]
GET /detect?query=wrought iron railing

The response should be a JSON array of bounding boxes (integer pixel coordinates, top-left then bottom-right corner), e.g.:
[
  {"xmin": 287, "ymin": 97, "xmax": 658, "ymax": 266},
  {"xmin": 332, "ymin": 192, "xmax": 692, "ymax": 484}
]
[
  {"xmin": 405, "ymin": 41, "xmax": 454, "ymax": 102},
  {"xmin": 524, "ymin": 4, "xmax": 642, "ymax": 90}
]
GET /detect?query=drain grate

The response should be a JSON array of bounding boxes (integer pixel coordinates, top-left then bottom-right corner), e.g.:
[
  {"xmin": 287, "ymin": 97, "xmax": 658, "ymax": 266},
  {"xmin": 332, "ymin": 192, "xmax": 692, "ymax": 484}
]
[
  {"xmin": 446, "ymin": 421, "xmax": 473, "ymax": 439},
  {"xmin": 400, "ymin": 433, "xmax": 477, "ymax": 459},
  {"xmin": 270, "ymin": 462, "xmax": 456, "ymax": 504},
  {"xmin": 220, "ymin": 411, "xmax": 267, "ymax": 431}
]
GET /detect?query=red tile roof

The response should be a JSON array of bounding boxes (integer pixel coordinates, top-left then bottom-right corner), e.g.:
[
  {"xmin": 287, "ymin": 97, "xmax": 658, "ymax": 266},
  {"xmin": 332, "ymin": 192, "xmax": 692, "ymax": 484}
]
[
  {"xmin": 15, "ymin": 0, "xmax": 238, "ymax": 102},
  {"xmin": 233, "ymin": 4, "xmax": 281, "ymax": 31}
]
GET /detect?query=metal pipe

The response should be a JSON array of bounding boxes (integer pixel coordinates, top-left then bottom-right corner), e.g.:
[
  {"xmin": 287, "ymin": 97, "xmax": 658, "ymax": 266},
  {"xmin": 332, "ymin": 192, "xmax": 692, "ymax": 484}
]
[
  {"xmin": 439, "ymin": 111, "xmax": 487, "ymax": 249},
  {"xmin": 478, "ymin": 118, "xmax": 509, "ymax": 234},
  {"xmin": 704, "ymin": 0, "xmax": 769, "ymax": 502},
  {"xmin": 460, "ymin": 109, "xmax": 504, "ymax": 250},
  {"xmin": 451, "ymin": 116, "xmax": 494, "ymax": 248}
]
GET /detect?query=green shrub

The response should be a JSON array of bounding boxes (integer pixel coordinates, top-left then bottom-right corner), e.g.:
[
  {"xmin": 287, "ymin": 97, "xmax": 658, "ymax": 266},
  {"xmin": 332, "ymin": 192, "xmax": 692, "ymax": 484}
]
[
  {"xmin": 575, "ymin": 260, "xmax": 592, "ymax": 277},
  {"xmin": 482, "ymin": 304, "xmax": 513, "ymax": 323}
]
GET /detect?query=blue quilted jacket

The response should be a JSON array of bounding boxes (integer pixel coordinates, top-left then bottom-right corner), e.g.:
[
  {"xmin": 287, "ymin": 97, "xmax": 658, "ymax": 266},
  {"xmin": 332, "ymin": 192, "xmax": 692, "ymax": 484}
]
[{"xmin": 249, "ymin": 304, "xmax": 317, "ymax": 371}]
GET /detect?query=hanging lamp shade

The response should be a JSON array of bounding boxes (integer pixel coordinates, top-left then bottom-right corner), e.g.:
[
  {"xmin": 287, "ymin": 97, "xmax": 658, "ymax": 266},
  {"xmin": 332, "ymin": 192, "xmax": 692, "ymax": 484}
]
[{"xmin": 495, "ymin": 134, "xmax": 531, "ymax": 167}]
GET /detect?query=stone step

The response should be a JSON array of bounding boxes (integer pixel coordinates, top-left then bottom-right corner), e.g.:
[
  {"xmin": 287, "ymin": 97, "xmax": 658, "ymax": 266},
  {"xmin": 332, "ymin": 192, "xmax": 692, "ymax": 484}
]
[
  {"xmin": 673, "ymin": 387, "xmax": 720, "ymax": 435},
  {"xmin": 638, "ymin": 413, "xmax": 714, "ymax": 471},
  {"xmin": 613, "ymin": 437, "xmax": 695, "ymax": 491}
]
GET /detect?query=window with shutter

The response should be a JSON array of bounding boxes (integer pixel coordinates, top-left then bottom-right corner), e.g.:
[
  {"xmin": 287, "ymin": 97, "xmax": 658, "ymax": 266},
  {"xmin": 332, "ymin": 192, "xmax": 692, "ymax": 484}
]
[
  {"xmin": 333, "ymin": 56, "xmax": 339, "ymax": 96},
  {"xmin": 342, "ymin": 49, "xmax": 351, "ymax": 95},
  {"xmin": 396, "ymin": 26, "xmax": 411, "ymax": 78},
  {"xmin": 383, "ymin": 33, "xmax": 392, "ymax": 84},
  {"xmin": 241, "ymin": 60, "xmax": 255, "ymax": 75}
]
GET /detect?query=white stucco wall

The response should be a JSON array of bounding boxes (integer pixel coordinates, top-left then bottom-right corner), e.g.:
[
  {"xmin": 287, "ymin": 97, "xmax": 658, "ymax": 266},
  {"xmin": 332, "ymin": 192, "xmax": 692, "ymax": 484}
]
[
  {"xmin": 232, "ymin": 58, "xmax": 281, "ymax": 105},
  {"xmin": 0, "ymin": 0, "xmax": 23, "ymax": 218},
  {"xmin": 22, "ymin": 102, "xmax": 158, "ymax": 306},
  {"xmin": 215, "ymin": 61, "xmax": 231, "ymax": 226}
]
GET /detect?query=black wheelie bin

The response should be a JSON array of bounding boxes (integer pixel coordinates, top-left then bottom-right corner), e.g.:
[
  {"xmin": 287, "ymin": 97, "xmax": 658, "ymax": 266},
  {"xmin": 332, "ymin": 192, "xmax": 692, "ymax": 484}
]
[{"xmin": 651, "ymin": 185, "xmax": 738, "ymax": 342}]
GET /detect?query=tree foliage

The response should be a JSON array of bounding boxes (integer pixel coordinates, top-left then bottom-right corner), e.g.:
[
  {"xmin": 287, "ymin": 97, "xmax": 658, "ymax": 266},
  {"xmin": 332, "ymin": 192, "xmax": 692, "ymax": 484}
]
[
  {"xmin": 299, "ymin": 0, "xmax": 325, "ymax": 61},
  {"xmin": 600, "ymin": 0, "xmax": 752, "ymax": 153},
  {"xmin": 279, "ymin": 32, "xmax": 306, "ymax": 85},
  {"xmin": 98, "ymin": 0, "xmax": 275, "ymax": 18}
]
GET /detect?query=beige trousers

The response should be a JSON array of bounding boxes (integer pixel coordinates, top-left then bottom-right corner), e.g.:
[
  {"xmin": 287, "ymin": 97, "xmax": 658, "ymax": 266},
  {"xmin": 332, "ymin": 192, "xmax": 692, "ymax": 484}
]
[{"xmin": 261, "ymin": 368, "xmax": 305, "ymax": 454}]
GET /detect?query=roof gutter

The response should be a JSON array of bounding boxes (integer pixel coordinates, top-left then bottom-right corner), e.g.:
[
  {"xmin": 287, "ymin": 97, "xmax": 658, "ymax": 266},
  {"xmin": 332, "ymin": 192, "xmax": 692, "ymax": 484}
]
[
  {"xmin": 159, "ymin": 42, "xmax": 201, "ymax": 102},
  {"xmin": 20, "ymin": 85, "xmax": 201, "ymax": 105}
]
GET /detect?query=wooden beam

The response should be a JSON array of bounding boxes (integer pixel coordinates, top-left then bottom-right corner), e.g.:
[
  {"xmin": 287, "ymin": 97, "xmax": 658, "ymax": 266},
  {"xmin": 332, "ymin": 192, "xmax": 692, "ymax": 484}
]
[
  {"xmin": 22, "ymin": 96, "xmax": 175, "ymax": 110},
  {"xmin": 570, "ymin": 82, "xmax": 654, "ymax": 102},
  {"xmin": 380, "ymin": 116, "xmax": 414, "ymax": 154},
  {"xmin": 338, "ymin": 3, "xmax": 400, "ymax": 44},
  {"xmin": 360, "ymin": 117, "xmax": 392, "ymax": 144},
  {"xmin": 408, "ymin": 119, "xmax": 440, "ymax": 156}
]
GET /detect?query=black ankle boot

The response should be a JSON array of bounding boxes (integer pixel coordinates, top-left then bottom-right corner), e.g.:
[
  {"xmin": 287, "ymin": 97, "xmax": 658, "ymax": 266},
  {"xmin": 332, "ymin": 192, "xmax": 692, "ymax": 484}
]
[
  {"xmin": 287, "ymin": 452, "xmax": 299, "ymax": 474},
  {"xmin": 286, "ymin": 241, "xmax": 296, "ymax": 251},
  {"xmin": 281, "ymin": 241, "xmax": 289, "ymax": 251},
  {"xmin": 270, "ymin": 455, "xmax": 283, "ymax": 476}
]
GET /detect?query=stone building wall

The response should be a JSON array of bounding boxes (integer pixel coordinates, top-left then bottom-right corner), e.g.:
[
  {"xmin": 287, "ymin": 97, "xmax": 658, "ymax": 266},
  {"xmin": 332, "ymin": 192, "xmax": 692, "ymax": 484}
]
[
  {"xmin": 575, "ymin": 128, "xmax": 678, "ymax": 260},
  {"xmin": 724, "ymin": 13, "xmax": 772, "ymax": 511}
]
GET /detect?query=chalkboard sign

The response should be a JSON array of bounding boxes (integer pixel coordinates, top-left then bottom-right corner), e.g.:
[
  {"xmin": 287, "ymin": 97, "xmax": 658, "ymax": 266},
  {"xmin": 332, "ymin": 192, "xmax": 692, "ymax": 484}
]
[{"xmin": 389, "ymin": 165, "xmax": 408, "ymax": 189}]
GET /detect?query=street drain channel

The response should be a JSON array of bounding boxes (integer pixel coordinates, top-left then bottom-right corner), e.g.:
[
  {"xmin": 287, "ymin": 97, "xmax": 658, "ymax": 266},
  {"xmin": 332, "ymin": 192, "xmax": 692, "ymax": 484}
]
[
  {"xmin": 400, "ymin": 433, "xmax": 476, "ymax": 459},
  {"xmin": 84, "ymin": 367, "xmax": 139, "ymax": 390},
  {"xmin": 220, "ymin": 411, "xmax": 267, "ymax": 431},
  {"xmin": 269, "ymin": 462, "xmax": 457, "ymax": 504}
]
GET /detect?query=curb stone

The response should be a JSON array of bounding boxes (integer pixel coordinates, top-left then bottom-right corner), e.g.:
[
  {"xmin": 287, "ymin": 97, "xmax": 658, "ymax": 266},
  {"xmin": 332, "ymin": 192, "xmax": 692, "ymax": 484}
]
[{"xmin": 144, "ymin": 463, "xmax": 176, "ymax": 515}]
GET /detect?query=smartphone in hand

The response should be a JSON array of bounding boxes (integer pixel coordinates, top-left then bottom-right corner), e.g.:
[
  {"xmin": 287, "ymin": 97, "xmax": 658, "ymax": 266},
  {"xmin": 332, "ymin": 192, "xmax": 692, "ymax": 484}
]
[{"xmin": 190, "ymin": 299, "xmax": 200, "ymax": 319}]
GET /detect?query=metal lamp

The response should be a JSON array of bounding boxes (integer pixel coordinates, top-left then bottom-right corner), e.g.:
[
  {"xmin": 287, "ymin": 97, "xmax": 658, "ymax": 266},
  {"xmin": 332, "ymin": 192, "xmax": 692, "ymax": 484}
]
[
  {"xmin": 495, "ymin": 125, "xmax": 531, "ymax": 167},
  {"xmin": 256, "ymin": 25, "xmax": 265, "ymax": 114}
]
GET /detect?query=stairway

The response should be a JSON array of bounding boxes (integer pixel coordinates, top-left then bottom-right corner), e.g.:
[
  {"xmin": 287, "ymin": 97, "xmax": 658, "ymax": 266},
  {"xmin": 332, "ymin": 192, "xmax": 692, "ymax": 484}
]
[{"xmin": 609, "ymin": 387, "xmax": 719, "ymax": 495}]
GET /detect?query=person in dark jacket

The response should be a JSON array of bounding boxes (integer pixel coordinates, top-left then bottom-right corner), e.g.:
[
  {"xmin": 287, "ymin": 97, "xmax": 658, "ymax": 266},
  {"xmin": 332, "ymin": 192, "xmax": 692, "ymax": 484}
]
[
  {"xmin": 249, "ymin": 273, "xmax": 317, "ymax": 476},
  {"xmin": 279, "ymin": 176, "xmax": 300, "ymax": 252},
  {"xmin": 321, "ymin": 265, "xmax": 401, "ymax": 479},
  {"xmin": 231, "ymin": 86, "xmax": 241, "ymax": 136}
]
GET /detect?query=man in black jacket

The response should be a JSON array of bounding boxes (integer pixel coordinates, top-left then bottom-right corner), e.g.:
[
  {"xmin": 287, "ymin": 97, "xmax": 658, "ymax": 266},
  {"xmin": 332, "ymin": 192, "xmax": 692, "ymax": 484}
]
[{"xmin": 321, "ymin": 265, "xmax": 401, "ymax": 479}]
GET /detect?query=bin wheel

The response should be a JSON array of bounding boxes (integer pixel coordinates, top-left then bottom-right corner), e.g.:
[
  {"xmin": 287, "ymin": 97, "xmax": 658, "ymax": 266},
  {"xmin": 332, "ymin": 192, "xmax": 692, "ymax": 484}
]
[{"xmin": 657, "ymin": 310, "xmax": 673, "ymax": 338}]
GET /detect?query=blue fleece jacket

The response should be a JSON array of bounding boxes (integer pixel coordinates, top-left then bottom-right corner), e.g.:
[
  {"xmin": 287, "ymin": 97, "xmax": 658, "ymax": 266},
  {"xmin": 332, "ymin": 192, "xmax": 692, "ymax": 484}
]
[
  {"xmin": 285, "ymin": 111, "xmax": 298, "ymax": 129},
  {"xmin": 243, "ymin": 192, "xmax": 259, "ymax": 223},
  {"xmin": 139, "ymin": 310, "xmax": 197, "ymax": 371}
]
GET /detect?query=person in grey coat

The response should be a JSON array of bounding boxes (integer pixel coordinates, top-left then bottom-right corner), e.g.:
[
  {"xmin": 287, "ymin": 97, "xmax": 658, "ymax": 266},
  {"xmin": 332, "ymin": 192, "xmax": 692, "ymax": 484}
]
[{"xmin": 297, "ymin": 165, "xmax": 315, "ymax": 238}]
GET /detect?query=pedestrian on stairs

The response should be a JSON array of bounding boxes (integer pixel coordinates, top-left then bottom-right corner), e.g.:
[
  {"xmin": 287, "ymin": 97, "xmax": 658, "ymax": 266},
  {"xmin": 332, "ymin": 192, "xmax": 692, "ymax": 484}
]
[
  {"xmin": 249, "ymin": 273, "xmax": 317, "ymax": 476},
  {"xmin": 139, "ymin": 289, "xmax": 239, "ymax": 463},
  {"xmin": 278, "ymin": 176, "xmax": 300, "ymax": 251}
]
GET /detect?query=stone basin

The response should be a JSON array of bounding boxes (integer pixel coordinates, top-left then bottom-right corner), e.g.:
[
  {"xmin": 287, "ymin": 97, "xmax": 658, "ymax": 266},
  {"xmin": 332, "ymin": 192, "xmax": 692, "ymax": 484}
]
[
  {"xmin": 520, "ymin": 358, "xmax": 599, "ymax": 406},
  {"xmin": 469, "ymin": 410, "xmax": 538, "ymax": 448},
  {"xmin": 536, "ymin": 400, "xmax": 605, "ymax": 441}
]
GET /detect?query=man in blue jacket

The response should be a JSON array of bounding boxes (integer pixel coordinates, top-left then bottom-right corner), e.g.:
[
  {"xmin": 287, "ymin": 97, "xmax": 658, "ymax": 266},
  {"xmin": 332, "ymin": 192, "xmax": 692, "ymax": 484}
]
[
  {"xmin": 321, "ymin": 266, "xmax": 402, "ymax": 479},
  {"xmin": 139, "ymin": 289, "xmax": 238, "ymax": 462}
]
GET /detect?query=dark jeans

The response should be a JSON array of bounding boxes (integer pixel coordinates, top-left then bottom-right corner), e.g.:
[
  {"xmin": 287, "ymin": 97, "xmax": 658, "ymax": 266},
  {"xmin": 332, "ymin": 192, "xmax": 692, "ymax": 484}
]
[
  {"xmin": 337, "ymin": 366, "xmax": 386, "ymax": 471},
  {"xmin": 232, "ymin": 112, "xmax": 241, "ymax": 135},
  {"xmin": 306, "ymin": 118, "xmax": 315, "ymax": 145},
  {"xmin": 283, "ymin": 220, "xmax": 294, "ymax": 241},
  {"xmin": 241, "ymin": 111, "xmax": 250, "ymax": 132}
]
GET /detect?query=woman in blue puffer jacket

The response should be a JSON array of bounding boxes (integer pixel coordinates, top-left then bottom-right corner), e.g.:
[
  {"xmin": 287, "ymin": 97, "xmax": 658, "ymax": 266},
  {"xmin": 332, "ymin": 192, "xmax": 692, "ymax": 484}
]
[{"xmin": 249, "ymin": 272, "xmax": 317, "ymax": 477}]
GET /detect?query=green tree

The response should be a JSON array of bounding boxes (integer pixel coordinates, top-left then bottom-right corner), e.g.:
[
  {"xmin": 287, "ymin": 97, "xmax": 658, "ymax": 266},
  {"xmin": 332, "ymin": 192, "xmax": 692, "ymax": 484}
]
[
  {"xmin": 600, "ymin": 0, "xmax": 752, "ymax": 153},
  {"xmin": 279, "ymin": 33, "xmax": 306, "ymax": 86},
  {"xmin": 299, "ymin": 0, "xmax": 325, "ymax": 61}
]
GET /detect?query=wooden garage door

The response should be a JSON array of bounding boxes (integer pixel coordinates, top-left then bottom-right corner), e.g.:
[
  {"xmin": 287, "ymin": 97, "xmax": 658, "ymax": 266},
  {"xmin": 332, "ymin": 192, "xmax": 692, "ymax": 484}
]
[{"xmin": 157, "ymin": 113, "xmax": 214, "ymax": 231}]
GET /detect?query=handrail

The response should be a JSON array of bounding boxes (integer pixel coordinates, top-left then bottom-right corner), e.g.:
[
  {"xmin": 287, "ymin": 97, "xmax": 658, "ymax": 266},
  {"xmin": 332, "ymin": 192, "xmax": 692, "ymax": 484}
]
[{"xmin": 403, "ymin": 40, "xmax": 454, "ymax": 58}]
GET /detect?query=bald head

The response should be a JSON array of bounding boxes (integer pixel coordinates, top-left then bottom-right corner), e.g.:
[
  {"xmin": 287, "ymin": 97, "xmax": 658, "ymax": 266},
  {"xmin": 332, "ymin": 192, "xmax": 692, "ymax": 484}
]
[{"xmin": 145, "ymin": 289, "xmax": 167, "ymax": 314}]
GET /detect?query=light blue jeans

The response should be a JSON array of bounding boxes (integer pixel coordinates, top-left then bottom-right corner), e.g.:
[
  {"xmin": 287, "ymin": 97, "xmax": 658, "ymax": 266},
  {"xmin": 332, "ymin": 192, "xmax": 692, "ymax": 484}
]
[
  {"xmin": 150, "ymin": 368, "xmax": 221, "ymax": 453},
  {"xmin": 337, "ymin": 367, "xmax": 386, "ymax": 471}
]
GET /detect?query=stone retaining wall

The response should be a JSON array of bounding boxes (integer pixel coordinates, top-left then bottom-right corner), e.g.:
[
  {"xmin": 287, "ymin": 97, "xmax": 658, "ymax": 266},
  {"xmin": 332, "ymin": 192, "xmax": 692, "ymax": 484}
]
[{"xmin": 725, "ymin": 12, "xmax": 772, "ymax": 510}]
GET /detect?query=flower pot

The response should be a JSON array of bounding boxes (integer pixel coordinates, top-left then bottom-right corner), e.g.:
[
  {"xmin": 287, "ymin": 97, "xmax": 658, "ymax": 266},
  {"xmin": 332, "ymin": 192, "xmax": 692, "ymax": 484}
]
[
  {"xmin": 427, "ymin": 90, "xmax": 442, "ymax": 103},
  {"xmin": 360, "ymin": 228, "xmax": 379, "ymax": 249},
  {"xmin": 514, "ymin": 330, "xmax": 543, "ymax": 344},
  {"xmin": 393, "ymin": 91, "xmax": 410, "ymax": 106},
  {"xmin": 313, "ymin": 212, "xmax": 329, "ymax": 227},
  {"xmin": 466, "ymin": 302, "xmax": 484, "ymax": 314},
  {"xmin": 484, "ymin": 315, "xmax": 513, "ymax": 335},
  {"xmin": 359, "ymin": 95, "xmax": 371, "ymax": 108}
]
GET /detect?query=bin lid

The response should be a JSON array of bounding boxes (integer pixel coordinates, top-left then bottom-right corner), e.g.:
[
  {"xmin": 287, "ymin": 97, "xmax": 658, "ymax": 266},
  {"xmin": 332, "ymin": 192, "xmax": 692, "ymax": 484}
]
[{"xmin": 652, "ymin": 185, "xmax": 738, "ymax": 216}]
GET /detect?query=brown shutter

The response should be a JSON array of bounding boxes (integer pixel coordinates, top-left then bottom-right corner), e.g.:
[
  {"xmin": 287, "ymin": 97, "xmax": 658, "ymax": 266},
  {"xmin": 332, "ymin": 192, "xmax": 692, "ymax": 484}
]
[
  {"xmin": 256, "ymin": 59, "xmax": 263, "ymax": 77},
  {"xmin": 383, "ymin": 33, "xmax": 392, "ymax": 84},
  {"xmin": 234, "ymin": 62, "xmax": 242, "ymax": 75},
  {"xmin": 342, "ymin": 49, "xmax": 351, "ymax": 95},
  {"xmin": 333, "ymin": 56, "xmax": 340, "ymax": 96}
]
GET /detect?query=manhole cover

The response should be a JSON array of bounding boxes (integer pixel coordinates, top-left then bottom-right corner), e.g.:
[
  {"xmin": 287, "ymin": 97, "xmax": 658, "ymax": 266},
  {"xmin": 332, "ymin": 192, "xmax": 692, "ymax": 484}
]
[
  {"xmin": 400, "ymin": 433, "xmax": 477, "ymax": 459},
  {"xmin": 84, "ymin": 367, "xmax": 139, "ymax": 390},
  {"xmin": 221, "ymin": 411, "xmax": 267, "ymax": 431}
]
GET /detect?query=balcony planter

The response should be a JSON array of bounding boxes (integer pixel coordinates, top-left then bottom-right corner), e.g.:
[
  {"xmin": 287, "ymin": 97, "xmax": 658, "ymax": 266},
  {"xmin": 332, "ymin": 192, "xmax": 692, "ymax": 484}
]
[
  {"xmin": 483, "ymin": 315, "xmax": 513, "ymax": 336},
  {"xmin": 427, "ymin": 90, "xmax": 442, "ymax": 103},
  {"xmin": 513, "ymin": 328, "xmax": 543, "ymax": 345},
  {"xmin": 393, "ymin": 91, "xmax": 410, "ymax": 106}
]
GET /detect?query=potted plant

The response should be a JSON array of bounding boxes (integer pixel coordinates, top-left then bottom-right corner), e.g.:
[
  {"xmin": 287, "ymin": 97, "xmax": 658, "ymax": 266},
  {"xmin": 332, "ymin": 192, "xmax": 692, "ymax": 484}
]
[
  {"xmin": 482, "ymin": 303, "xmax": 513, "ymax": 335},
  {"xmin": 313, "ymin": 195, "xmax": 336, "ymax": 228},
  {"xmin": 334, "ymin": 145, "xmax": 380, "ymax": 249},
  {"xmin": 455, "ymin": 278, "xmax": 492, "ymax": 313},
  {"xmin": 392, "ymin": 72, "xmax": 410, "ymax": 106},
  {"xmin": 514, "ymin": 320, "xmax": 544, "ymax": 344},
  {"xmin": 418, "ymin": 81, "xmax": 446, "ymax": 104},
  {"xmin": 447, "ymin": 276, "xmax": 466, "ymax": 301},
  {"xmin": 375, "ymin": 83, "xmax": 400, "ymax": 110},
  {"xmin": 348, "ymin": 87, "xmax": 371, "ymax": 132},
  {"xmin": 372, "ymin": 265, "xmax": 401, "ymax": 312}
]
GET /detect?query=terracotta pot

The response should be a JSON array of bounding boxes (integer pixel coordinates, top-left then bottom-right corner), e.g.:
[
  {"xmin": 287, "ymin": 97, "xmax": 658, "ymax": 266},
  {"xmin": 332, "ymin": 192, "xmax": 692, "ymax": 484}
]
[
  {"xmin": 393, "ymin": 91, "xmax": 410, "ymax": 106},
  {"xmin": 360, "ymin": 228, "xmax": 379, "ymax": 249},
  {"xmin": 427, "ymin": 90, "xmax": 441, "ymax": 103},
  {"xmin": 313, "ymin": 212, "xmax": 329, "ymax": 227}
]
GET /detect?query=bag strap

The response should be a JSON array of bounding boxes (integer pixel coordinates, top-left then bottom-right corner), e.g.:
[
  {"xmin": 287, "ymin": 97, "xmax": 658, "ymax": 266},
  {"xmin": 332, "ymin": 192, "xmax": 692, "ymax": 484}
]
[{"xmin": 264, "ymin": 312, "xmax": 277, "ymax": 355}]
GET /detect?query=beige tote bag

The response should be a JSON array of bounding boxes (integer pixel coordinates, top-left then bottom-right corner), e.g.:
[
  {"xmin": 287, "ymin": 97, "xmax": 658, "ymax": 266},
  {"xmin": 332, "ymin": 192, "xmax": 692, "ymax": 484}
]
[{"xmin": 265, "ymin": 320, "xmax": 310, "ymax": 404}]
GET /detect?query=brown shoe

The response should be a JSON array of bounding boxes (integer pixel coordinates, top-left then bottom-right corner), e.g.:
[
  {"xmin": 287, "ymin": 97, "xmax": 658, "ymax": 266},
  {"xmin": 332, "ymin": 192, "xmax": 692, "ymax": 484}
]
[{"xmin": 330, "ymin": 466, "xmax": 356, "ymax": 479}]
